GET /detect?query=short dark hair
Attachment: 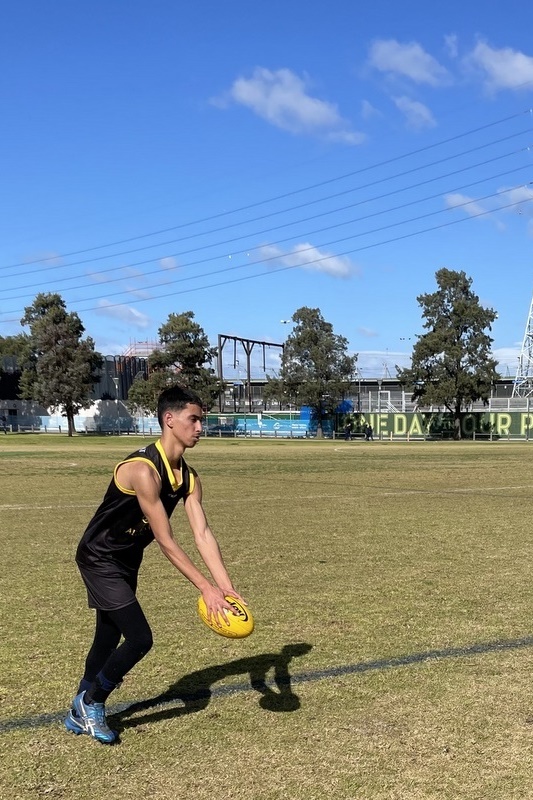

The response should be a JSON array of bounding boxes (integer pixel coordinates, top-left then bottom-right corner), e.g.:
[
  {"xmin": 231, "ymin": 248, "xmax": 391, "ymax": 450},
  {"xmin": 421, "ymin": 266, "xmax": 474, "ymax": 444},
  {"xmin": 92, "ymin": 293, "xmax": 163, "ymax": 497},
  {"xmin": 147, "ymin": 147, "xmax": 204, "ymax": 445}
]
[{"xmin": 157, "ymin": 385, "xmax": 203, "ymax": 426}]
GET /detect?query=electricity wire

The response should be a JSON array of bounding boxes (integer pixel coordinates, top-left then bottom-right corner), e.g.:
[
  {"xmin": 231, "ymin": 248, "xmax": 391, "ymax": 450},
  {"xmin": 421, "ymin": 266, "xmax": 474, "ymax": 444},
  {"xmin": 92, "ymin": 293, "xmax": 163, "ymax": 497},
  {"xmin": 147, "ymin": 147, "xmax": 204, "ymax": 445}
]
[{"xmin": 0, "ymin": 109, "xmax": 530, "ymax": 271}]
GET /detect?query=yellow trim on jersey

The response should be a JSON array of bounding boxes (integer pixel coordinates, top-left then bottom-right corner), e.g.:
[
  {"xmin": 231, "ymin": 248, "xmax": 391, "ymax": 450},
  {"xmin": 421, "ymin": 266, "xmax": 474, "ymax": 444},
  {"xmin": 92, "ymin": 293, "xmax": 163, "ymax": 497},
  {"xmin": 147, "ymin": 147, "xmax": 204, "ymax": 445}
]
[
  {"xmin": 155, "ymin": 439, "xmax": 181, "ymax": 490},
  {"xmin": 113, "ymin": 443, "xmax": 195, "ymax": 496},
  {"xmin": 113, "ymin": 457, "xmax": 159, "ymax": 495},
  {"xmin": 155, "ymin": 439, "xmax": 195, "ymax": 495}
]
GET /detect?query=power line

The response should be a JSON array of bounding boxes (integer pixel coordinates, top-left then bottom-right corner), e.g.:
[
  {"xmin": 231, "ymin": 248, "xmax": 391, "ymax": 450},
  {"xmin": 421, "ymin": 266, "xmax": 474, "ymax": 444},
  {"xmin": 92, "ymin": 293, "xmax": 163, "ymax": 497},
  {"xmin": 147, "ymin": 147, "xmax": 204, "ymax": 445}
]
[
  {"xmin": 0, "ymin": 129, "xmax": 529, "ymax": 285},
  {"xmin": 72, "ymin": 195, "xmax": 533, "ymax": 315},
  {"xmin": 0, "ymin": 160, "xmax": 529, "ymax": 304},
  {"xmin": 1, "ymin": 109, "xmax": 530, "ymax": 271},
  {"xmin": 1, "ymin": 191, "xmax": 531, "ymax": 325}
]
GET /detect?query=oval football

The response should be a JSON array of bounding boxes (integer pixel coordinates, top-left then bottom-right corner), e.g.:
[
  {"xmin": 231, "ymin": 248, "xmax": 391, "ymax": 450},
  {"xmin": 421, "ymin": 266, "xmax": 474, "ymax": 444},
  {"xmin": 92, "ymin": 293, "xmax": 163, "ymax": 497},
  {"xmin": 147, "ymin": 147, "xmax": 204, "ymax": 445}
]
[{"xmin": 197, "ymin": 595, "xmax": 254, "ymax": 638}]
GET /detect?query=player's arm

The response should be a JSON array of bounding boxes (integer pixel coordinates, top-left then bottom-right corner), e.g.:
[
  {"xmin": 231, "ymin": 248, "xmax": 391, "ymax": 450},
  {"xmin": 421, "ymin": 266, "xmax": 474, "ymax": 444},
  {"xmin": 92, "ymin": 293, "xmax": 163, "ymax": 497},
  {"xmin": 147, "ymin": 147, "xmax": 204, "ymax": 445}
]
[
  {"xmin": 119, "ymin": 461, "xmax": 234, "ymax": 617},
  {"xmin": 184, "ymin": 472, "xmax": 246, "ymax": 607}
]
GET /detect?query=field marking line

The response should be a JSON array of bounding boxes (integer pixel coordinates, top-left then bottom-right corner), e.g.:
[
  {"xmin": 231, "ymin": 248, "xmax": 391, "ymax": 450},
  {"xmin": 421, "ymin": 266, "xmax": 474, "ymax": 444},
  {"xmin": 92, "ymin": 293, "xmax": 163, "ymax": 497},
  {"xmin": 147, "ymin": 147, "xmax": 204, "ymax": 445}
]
[
  {"xmin": 381, "ymin": 485, "xmax": 533, "ymax": 496},
  {"xmin": 2, "ymin": 483, "xmax": 532, "ymax": 512},
  {"xmin": 0, "ymin": 503, "xmax": 98, "ymax": 511}
]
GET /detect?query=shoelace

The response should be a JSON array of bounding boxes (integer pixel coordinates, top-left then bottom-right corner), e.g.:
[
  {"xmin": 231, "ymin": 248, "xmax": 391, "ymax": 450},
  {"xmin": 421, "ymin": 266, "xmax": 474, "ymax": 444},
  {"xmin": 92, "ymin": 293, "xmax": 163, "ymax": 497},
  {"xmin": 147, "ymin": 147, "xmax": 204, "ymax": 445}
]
[{"xmin": 91, "ymin": 704, "xmax": 107, "ymax": 725}]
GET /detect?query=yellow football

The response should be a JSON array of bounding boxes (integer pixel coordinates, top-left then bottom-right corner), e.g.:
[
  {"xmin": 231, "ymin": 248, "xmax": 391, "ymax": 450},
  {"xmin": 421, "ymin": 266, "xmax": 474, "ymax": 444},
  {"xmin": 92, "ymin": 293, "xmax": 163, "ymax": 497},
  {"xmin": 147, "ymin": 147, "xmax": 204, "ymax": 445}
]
[{"xmin": 197, "ymin": 595, "xmax": 254, "ymax": 639}]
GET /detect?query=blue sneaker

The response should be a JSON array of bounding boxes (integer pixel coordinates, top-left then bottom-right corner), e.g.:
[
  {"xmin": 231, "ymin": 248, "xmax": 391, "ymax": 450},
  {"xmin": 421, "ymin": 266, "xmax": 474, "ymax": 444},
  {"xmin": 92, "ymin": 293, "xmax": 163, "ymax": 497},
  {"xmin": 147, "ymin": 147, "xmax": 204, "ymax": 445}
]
[
  {"xmin": 64, "ymin": 708, "xmax": 85, "ymax": 735},
  {"xmin": 70, "ymin": 692, "xmax": 117, "ymax": 744}
]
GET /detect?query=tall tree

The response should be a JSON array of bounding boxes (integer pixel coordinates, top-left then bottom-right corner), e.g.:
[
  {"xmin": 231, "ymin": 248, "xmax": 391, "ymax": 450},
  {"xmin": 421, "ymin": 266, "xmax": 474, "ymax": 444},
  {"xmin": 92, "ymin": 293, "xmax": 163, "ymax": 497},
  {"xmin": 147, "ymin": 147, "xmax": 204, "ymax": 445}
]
[
  {"xmin": 397, "ymin": 268, "xmax": 499, "ymax": 440},
  {"xmin": 0, "ymin": 334, "xmax": 31, "ymax": 372},
  {"xmin": 20, "ymin": 293, "xmax": 102, "ymax": 436},
  {"xmin": 268, "ymin": 307, "xmax": 357, "ymax": 436},
  {"xmin": 126, "ymin": 311, "xmax": 219, "ymax": 415}
]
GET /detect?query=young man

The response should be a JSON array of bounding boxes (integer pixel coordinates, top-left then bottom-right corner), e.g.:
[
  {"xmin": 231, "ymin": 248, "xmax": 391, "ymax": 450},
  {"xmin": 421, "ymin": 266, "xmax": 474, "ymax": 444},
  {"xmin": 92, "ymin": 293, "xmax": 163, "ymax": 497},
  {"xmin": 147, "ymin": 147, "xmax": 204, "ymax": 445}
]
[{"xmin": 65, "ymin": 385, "xmax": 244, "ymax": 744}]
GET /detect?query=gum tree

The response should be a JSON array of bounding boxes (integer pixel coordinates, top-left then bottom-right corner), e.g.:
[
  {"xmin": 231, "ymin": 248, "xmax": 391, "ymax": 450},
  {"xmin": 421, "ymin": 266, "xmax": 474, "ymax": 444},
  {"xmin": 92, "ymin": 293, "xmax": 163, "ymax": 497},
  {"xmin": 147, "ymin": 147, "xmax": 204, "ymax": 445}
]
[
  {"xmin": 20, "ymin": 293, "xmax": 102, "ymax": 436},
  {"xmin": 397, "ymin": 268, "xmax": 499, "ymax": 440},
  {"xmin": 0, "ymin": 334, "xmax": 31, "ymax": 365},
  {"xmin": 126, "ymin": 311, "xmax": 220, "ymax": 414},
  {"xmin": 268, "ymin": 307, "xmax": 357, "ymax": 437}
]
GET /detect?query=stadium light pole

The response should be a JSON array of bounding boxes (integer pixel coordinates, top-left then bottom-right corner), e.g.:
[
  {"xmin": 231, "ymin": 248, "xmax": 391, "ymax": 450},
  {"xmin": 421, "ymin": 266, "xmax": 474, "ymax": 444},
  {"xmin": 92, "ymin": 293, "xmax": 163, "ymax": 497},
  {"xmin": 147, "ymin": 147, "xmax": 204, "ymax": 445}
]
[
  {"xmin": 354, "ymin": 367, "xmax": 362, "ymax": 412},
  {"xmin": 112, "ymin": 377, "xmax": 120, "ymax": 436}
]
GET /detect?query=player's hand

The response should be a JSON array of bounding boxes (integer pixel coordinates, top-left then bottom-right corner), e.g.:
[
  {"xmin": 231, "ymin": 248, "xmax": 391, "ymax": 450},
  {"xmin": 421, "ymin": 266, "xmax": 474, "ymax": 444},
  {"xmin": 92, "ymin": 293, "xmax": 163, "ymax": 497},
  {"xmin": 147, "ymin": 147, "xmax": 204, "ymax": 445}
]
[
  {"xmin": 218, "ymin": 586, "xmax": 247, "ymax": 607},
  {"xmin": 201, "ymin": 585, "xmax": 235, "ymax": 627}
]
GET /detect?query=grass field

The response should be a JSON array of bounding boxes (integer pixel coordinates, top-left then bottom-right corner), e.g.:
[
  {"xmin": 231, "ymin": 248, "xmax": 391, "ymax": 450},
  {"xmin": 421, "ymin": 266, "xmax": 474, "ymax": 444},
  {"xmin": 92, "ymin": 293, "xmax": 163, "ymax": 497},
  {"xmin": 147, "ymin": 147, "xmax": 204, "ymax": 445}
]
[{"xmin": 2, "ymin": 435, "xmax": 533, "ymax": 799}]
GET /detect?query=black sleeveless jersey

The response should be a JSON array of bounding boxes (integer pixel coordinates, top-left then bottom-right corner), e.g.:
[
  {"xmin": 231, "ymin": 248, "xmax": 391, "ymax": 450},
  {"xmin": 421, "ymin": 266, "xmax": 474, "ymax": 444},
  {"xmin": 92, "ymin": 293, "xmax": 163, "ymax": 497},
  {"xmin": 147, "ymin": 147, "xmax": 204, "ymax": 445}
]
[{"xmin": 76, "ymin": 440, "xmax": 194, "ymax": 576}]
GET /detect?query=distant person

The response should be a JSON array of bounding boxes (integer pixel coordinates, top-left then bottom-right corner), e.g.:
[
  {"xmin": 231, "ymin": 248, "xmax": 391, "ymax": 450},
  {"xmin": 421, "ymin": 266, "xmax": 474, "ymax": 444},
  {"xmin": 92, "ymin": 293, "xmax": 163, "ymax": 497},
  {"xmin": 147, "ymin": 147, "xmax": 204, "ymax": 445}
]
[
  {"xmin": 344, "ymin": 421, "xmax": 352, "ymax": 441},
  {"xmin": 365, "ymin": 423, "xmax": 374, "ymax": 441},
  {"xmin": 65, "ymin": 385, "xmax": 245, "ymax": 745},
  {"xmin": 0, "ymin": 414, "xmax": 7, "ymax": 434}
]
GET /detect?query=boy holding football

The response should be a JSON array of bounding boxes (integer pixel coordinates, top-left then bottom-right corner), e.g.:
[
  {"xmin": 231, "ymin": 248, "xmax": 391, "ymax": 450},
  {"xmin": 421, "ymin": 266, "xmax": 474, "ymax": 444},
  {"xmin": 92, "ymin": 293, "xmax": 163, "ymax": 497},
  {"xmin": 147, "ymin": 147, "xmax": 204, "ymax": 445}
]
[{"xmin": 65, "ymin": 385, "xmax": 244, "ymax": 744}]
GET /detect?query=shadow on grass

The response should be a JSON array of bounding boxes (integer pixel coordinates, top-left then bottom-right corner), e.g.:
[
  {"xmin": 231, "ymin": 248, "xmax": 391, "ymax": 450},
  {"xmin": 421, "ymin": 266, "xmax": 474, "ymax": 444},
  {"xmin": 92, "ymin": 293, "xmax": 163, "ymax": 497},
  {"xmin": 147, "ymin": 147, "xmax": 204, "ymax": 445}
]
[
  {"xmin": 112, "ymin": 642, "xmax": 313, "ymax": 731},
  {"xmin": 4, "ymin": 635, "xmax": 533, "ymax": 735}
]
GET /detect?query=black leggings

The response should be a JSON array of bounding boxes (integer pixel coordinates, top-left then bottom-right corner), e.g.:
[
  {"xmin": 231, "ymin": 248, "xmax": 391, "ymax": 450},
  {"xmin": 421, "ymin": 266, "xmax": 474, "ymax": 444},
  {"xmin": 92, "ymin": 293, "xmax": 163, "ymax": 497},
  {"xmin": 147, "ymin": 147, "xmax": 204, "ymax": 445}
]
[{"xmin": 82, "ymin": 601, "xmax": 153, "ymax": 689}]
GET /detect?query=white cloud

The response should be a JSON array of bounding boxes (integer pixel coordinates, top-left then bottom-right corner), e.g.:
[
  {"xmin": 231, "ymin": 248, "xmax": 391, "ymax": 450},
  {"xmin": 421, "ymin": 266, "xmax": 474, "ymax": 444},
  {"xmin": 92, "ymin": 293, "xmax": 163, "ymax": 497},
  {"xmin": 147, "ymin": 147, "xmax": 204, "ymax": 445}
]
[
  {"xmin": 501, "ymin": 185, "xmax": 533, "ymax": 236},
  {"xmin": 259, "ymin": 242, "xmax": 356, "ymax": 278},
  {"xmin": 502, "ymin": 185, "xmax": 533, "ymax": 214},
  {"xmin": 87, "ymin": 271, "xmax": 111, "ymax": 284},
  {"xmin": 393, "ymin": 96, "xmax": 436, "ymax": 130},
  {"xmin": 444, "ymin": 192, "xmax": 489, "ymax": 218},
  {"xmin": 444, "ymin": 34, "xmax": 459, "ymax": 60},
  {"xmin": 160, "ymin": 256, "xmax": 178, "ymax": 270},
  {"xmin": 445, "ymin": 185, "xmax": 533, "ymax": 231},
  {"xmin": 126, "ymin": 287, "xmax": 152, "ymax": 300},
  {"xmin": 361, "ymin": 99, "xmax": 381, "ymax": 120},
  {"xmin": 24, "ymin": 251, "xmax": 64, "ymax": 267},
  {"xmin": 357, "ymin": 326, "xmax": 378, "ymax": 338},
  {"xmin": 214, "ymin": 67, "xmax": 364, "ymax": 144},
  {"xmin": 345, "ymin": 346, "xmax": 520, "ymax": 378},
  {"xmin": 97, "ymin": 340, "xmax": 132, "ymax": 356},
  {"xmin": 327, "ymin": 129, "xmax": 367, "ymax": 145},
  {"xmin": 368, "ymin": 39, "xmax": 450, "ymax": 86},
  {"xmin": 466, "ymin": 41, "xmax": 533, "ymax": 91},
  {"xmin": 357, "ymin": 349, "xmax": 411, "ymax": 376},
  {"xmin": 444, "ymin": 192, "xmax": 506, "ymax": 231},
  {"xmin": 95, "ymin": 300, "xmax": 150, "ymax": 328},
  {"xmin": 493, "ymin": 346, "xmax": 521, "ymax": 375},
  {"xmin": 87, "ymin": 267, "xmax": 146, "ymax": 285}
]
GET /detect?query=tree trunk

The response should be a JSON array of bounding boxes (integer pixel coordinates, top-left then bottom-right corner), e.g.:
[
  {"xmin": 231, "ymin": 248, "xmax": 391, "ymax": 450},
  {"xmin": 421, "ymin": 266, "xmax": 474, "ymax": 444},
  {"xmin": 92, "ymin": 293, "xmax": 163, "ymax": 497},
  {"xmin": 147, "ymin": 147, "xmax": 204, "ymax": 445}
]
[
  {"xmin": 67, "ymin": 410, "xmax": 75, "ymax": 437},
  {"xmin": 453, "ymin": 408, "xmax": 462, "ymax": 440}
]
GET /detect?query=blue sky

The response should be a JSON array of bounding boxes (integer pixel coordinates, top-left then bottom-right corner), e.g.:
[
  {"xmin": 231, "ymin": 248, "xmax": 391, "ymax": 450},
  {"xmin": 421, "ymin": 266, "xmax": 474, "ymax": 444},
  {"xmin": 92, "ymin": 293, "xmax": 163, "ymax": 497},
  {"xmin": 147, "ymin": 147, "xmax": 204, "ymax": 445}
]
[{"xmin": 1, "ymin": 1, "xmax": 533, "ymax": 380}]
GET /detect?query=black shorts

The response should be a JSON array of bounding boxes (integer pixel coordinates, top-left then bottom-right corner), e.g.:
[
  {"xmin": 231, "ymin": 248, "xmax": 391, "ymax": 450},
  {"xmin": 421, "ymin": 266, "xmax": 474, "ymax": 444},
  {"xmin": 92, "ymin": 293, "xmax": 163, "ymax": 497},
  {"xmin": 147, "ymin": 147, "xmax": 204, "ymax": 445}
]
[{"xmin": 78, "ymin": 564, "xmax": 138, "ymax": 611}]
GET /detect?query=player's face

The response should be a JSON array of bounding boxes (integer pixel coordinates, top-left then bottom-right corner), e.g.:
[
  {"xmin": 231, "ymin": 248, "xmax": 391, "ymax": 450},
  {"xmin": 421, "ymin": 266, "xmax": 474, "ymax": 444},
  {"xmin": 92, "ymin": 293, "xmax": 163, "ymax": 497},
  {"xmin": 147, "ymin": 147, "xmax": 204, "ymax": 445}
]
[{"xmin": 167, "ymin": 403, "xmax": 203, "ymax": 448}]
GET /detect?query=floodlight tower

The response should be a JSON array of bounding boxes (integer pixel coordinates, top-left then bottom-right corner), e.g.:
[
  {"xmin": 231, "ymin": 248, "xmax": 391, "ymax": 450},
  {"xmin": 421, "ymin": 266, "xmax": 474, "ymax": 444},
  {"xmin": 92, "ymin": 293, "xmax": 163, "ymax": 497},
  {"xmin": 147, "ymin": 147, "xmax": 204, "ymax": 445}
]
[{"xmin": 512, "ymin": 292, "xmax": 533, "ymax": 397}]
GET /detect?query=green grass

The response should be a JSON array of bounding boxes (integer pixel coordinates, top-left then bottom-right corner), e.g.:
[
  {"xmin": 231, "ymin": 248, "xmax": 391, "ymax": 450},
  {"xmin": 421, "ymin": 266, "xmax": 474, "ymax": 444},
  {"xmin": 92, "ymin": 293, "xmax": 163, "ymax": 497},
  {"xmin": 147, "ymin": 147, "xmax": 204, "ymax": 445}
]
[{"xmin": 2, "ymin": 436, "xmax": 533, "ymax": 798}]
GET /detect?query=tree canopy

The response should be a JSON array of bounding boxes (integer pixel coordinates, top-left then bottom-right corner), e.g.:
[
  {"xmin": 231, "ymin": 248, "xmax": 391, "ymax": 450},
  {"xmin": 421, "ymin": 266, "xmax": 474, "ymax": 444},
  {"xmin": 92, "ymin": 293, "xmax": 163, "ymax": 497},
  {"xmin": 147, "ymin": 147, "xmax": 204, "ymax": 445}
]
[
  {"xmin": 265, "ymin": 306, "xmax": 357, "ymax": 435},
  {"xmin": 126, "ymin": 311, "xmax": 219, "ymax": 415},
  {"xmin": 397, "ymin": 268, "xmax": 499, "ymax": 439},
  {"xmin": 0, "ymin": 334, "xmax": 31, "ymax": 371},
  {"xmin": 19, "ymin": 293, "xmax": 103, "ymax": 436}
]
